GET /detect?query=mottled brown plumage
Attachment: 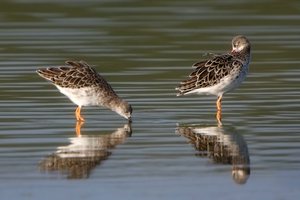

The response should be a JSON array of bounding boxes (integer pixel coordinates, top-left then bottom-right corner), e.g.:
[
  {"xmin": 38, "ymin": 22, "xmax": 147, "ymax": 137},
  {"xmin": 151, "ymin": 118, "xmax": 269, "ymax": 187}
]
[
  {"xmin": 37, "ymin": 60, "xmax": 132, "ymax": 121},
  {"xmin": 176, "ymin": 54, "xmax": 244, "ymax": 95},
  {"xmin": 37, "ymin": 60, "xmax": 114, "ymax": 90},
  {"xmin": 175, "ymin": 35, "xmax": 251, "ymax": 122}
]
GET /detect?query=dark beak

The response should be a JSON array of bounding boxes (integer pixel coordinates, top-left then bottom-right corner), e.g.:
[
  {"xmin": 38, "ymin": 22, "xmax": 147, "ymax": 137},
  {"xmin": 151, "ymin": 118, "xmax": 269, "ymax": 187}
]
[{"xmin": 128, "ymin": 116, "xmax": 132, "ymax": 123}]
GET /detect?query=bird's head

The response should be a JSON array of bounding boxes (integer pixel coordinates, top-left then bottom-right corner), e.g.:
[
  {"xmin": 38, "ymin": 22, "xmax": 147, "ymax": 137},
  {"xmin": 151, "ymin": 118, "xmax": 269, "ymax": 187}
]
[
  {"xmin": 231, "ymin": 35, "xmax": 251, "ymax": 53},
  {"xmin": 116, "ymin": 100, "xmax": 132, "ymax": 122}
]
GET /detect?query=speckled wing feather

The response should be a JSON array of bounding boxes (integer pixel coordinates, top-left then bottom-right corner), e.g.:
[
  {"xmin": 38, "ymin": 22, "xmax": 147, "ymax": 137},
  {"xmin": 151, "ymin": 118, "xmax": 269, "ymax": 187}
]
[
  {"xmin": 176, "ymin": 54, "xmax": 243, "ymax": 95},
  {"xmin": 37, "ymin": 60, "xmax": 116, "ymax": 93}
]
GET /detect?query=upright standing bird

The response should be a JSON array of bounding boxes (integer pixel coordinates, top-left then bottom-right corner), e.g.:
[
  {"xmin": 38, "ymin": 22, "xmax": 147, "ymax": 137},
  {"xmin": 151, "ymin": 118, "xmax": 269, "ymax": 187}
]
[
  {"xmin": 37, "ymin": 60, "xmax": 132, "ymax": 122},
  {"xmin": 176, "ymin": 35, "xmax": 251, "ymax": 121}
]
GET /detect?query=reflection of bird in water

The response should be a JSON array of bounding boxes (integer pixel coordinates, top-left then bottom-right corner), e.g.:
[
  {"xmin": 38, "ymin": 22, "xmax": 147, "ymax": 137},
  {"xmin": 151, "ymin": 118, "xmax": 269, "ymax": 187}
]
[
  {"xmin": 176, "ymin": 35, "xmax": 251, "ymax": 123},
  {"xmin": 176, "ymin": 123, "xmax": 250, "ymax": 184},
  {"xmin": 39, "ymin": 123, "xmax": 132, "ymax": 179}
]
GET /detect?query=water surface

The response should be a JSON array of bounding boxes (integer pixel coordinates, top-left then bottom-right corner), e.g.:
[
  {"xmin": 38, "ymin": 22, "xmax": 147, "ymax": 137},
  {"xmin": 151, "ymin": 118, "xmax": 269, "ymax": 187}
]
[{"xmin": 0, "ymin": 0, "xmax": 300, "ymax": 199}]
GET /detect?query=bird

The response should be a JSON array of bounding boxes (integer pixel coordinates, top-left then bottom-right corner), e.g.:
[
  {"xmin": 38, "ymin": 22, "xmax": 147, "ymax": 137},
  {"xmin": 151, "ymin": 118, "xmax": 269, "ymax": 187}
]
[
  {"xmin": 36, "ymin": 60, "xmax": 132, "ymax": 122},
  {"xmin": 176, "ymin": 35, "xmax": 251, "ymax": 121}
]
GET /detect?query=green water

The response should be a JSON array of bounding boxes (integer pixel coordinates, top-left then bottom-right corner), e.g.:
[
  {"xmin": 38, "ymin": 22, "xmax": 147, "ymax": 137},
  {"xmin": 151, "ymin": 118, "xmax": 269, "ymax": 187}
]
[{"xmin": 0, "ymin": 0, "xmax": 299, "ymax": 199}]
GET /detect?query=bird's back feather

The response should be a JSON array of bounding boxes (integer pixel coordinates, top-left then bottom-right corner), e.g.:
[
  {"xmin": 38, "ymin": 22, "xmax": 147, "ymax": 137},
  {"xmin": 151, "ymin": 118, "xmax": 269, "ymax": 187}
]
[
  {"xmin": 176, "ymin": 54, "xmax": 243, "ymax": 96},
  {"xmin": 37, "ymin": 61, "xmax": 110, "ymax": 88}
]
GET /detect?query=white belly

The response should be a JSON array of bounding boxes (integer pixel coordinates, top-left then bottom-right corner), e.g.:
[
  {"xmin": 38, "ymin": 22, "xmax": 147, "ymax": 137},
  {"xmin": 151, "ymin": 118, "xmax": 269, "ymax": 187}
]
[
  {"xmin": 56, "ymin": 86, "xmax": 99, "ymax": 107},
  {"xmin": 186, "ymin": 69, "xmax": 247, "ymax": 97}
]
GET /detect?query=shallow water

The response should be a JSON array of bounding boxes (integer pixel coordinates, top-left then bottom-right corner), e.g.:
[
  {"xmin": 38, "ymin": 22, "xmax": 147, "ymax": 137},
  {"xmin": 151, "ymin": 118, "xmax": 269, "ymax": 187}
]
[{"xmin": 0, "ymin": 0, "xmax": 300, "ymax": 199}]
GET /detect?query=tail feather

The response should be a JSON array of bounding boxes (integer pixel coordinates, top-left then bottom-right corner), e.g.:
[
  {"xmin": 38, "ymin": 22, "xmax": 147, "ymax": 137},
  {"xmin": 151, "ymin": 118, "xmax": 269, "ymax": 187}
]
[
  {"xmin": 36, "ymin": 68, "xmax": 57, "ymax": 82},
  {"xmin": 176, "ymin": 75, "xmax": 198, "ymax": 96},
  {"xmin": 176, "ymin": 83, "xmax": 195, "ymax": 96},
  {"xmin": 36, "ymin": 66, "xmax": 70, "ymax": 83}
]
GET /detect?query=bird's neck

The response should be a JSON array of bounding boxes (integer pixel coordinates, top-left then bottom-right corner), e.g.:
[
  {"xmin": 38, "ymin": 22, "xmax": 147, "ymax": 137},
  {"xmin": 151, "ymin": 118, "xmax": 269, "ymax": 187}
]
[
  {"xmin": 232, "ymin": 47, "xmax": 251, "ymax": 64},
  {"xmin": 105, "ymin": 97, "xmax": 124, "ymax": 111}
]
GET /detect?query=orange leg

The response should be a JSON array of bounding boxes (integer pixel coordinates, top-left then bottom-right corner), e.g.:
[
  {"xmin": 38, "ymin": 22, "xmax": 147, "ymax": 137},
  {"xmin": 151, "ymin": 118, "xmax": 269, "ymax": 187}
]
[
  {"xmin": 216, "ymin": 109, "xmax": 222, "ymax": 126},
  {"xmin": 75, "ymin": 106, "xmax": 85, "ymax": 122},
  {"xmin": 216, "ymin": 95, "xmax": 222, "ymax": 111},
  {"xmin": 75, "ymin": 120, "xmax": 84, "ymax": 137},
  {"xmin": 216, "ymin": 96, "xmax": 222, "ymax": 124}
]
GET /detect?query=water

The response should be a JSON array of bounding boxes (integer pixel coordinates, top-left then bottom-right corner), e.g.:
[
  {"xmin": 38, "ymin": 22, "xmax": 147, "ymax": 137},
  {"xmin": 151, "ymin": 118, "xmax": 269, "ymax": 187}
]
[{"xmin": 0, "ymin": 0, "xmax": 300, "ymax": 199}]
